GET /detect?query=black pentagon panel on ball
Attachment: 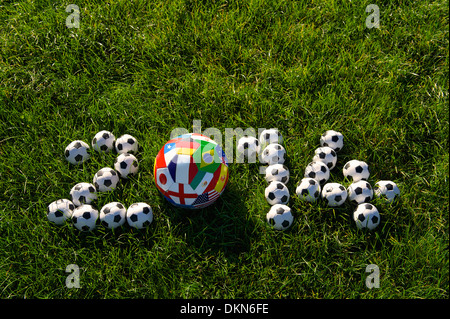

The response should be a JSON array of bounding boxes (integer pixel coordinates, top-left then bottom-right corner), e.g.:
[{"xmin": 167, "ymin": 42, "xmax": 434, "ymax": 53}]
[
  {"xmin": 130, "ymin": 214, "xmax": 138, "ymax": 222},
  {"xmin": 127, "ymin": 138, "xmax": 135, "ymax": 145},
  {"xmin": 355, "ymin": 187, "xmax": 363, "ymax": 195},
  {"xmin": 78, "ymin": 195, "xmax": 86, "ymax": 204},
  {"xmin": 331, "ymin": 135, "xmax": 339, "ymax": 143},
  {"xmin": 320, "ymin": 166, "xmax": 327, "ymax": 173},
  {"xmin": 281, "ymin": 195, "xmax": 288, "ymax": 202},
  {"xmin": 83, "ymin": 212, "xmax": 91, "ymax": 219},
  {"xmin": 268, "ymin": 193, "xmax": 276, "ymax": 200},
  {"xmin": 365, "ymin": 203, "xmax": 373, "ymax": 210},
  {"xmin": 335, "ymin": 195, "xmax": 342, "ymax": 202},
  {"xmin": 308, "ymin": 172, "xmax": 316, "ymax": 178},
  {"xmin": 281, "ymin": 220, "xmax": 290, "ymax": 228},
  {"xmin": 364, "ymin": 196, "xmax": 371, "ymax": 202},
  {"xmin": 271, "ymin": 169, "xmax": 279, "ymax": 175},
  {"xmin": 120, "ymin": 162, "xmax": 128, "ymax": 169},
  {"xmin": 113, "ymin": 215, "xmax": 122, "ymax": 223},
  {"xmin": 319, "ymin": 152, "xmax": 326, "ymax": 159},
  {"xmin": 309, "ymin": 179, "xmax": 316, "ymax": 185},
  {"xmin": 65, "ymin": 150, "xmax": 70, "ymax": 157},
  {"xmin": 301, "ymin": 189, "xmax": 309, "ymax": 196},
  {"xmin": 142, "ymin": 207, "xmax": 150, "ymax": 214},
  {"xmin": 102, "ymin": 132, "xmax": 110, "ymax": 139},
  {"xmin": 55, "ymin": 210, "xmax": 64, "ymax": 217},
  {"xmin": 104, "ymin": 180, "xmax": 112, "ymax": 187},
  {"xmin": 358, "ymin": 213, "xmax": 365, "ymax": 222},
  {"xmin": 102, "ymin": 220, "xmax": 109, "ymax": 227},
  {"xmin": 117, "ymin": 143, "xmax": 123, "ymax": 150},
  {"xmin": 88, "ymin": 186, "xmax": 95, "ymax": 193},
  {"xmin": 94, "ymin": 182, "xmax": 99, "ymax": 190},
  {"xmin": 344, "ymin": 163, "xmax": 350, "ymax": 170},
  {"xmin": 142, "ymin": 220, "xmax": 151, "ymax": 227},
  {"xmin": 386, "ymin": 183, "xmax": 394, "ymax": 191},
  {"xmin": 82, "ymin": 225, "xmax": 90, "ymax": 231},
  {"xmin": 276, "ymin": 207, "xmax": 285, "ymax": 215},
  {"xmin": 110, "ymin": 170, "xmax": 117, "ymax": 176},
  {"xmin": 69, "ymin": 204, "xmax": 75, "ymax": 210},
  {"xmin": 265, "ymin": 133, "xmax": 270, "ymax": 140},
  {"xmin": 92, "ymin": 137, "xmax": 97, "ymax": 144},
  {"xmin": 100, "ymin": 145, "xmax": 108, "ymax": 151},
  {"xmin": 117, "ymin": 203, "xmax": 124, "ymax": 209},
  {"xmin": 276, "ymin": 183, "xmax": 284, "ymax": 190},
  {"xmin": 371, "ymin": 215, "xmax": 379, "ymax": 224},
  {"xmin": 72, "ymin": 216, "xmax": 78, "ymax": 223},
  {"xmin": 74, "ymin": 154, "xmax": 83, "ymax": 162},
  {"xmin": 132, "ymin": 161, "xmax": 138, "ymax": 168},
  {"xmin": 314, "ymin": 191, "xmax": 320, "ymax": 198},
  {"xmin": 74, "ymin": 142, "xmax": 82, "ymax": 149},
  {"xmin": 355, "ymin": 166, "xmax": 363, "ymax": 173},
  {"xmin": 97, "ymin": 170, "xmax": 104, "ymax": 177},
  {"xmin": 103, "ymin": 207, "xmax": 110, "ymax": 214},
  {"xmin": 366, "ymin": 182, "xmax": 372, "ymax": 189},
  {"xmin": 243, "ymin": 142, "xmax": 249, "ymax": 149},
  {"xmin": 281, "ymin": 176, "xmax": 288, "ymax": 183},
  {"xmin": 339, "ymin": 186, "xmax": 345, "ymax": 191},
  {"xmin": 269, "ymin": 218, "xmax": 275, "ymax": 226}
]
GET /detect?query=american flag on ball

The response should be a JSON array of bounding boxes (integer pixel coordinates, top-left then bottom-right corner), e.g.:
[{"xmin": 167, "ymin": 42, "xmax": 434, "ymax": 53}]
[{"xmin": 154, "ymin": 133, "xmax": 229, "ymax": 209}]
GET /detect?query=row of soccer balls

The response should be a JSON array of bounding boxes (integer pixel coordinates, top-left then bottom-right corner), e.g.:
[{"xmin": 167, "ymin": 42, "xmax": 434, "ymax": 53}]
[{"xmin": 47, "ymin": 200, "xmax": 153, "ymax": 231}]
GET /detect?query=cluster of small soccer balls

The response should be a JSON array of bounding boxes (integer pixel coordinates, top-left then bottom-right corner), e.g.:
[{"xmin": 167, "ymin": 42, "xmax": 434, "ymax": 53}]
[
  {"xmin": 237, "ymin": 130, "xmax": 401, "ymax": 231},
  {"xmin": 237, "ymin": 129, "xmax": 293, "ymax": 231},
  {"xmin": 46, "ymin": 131, "xmax": 153, "ymax": 232},
  {"xmin": 297, "ymin": 130, "xmax": 400, "ymax": 231}
]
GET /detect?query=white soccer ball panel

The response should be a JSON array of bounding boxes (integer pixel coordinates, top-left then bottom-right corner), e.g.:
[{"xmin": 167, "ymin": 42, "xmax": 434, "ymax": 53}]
[
  {"xmin": 347, "ymin": 180, "xmax": 373, "ymax": 204},
  {"xmin": 259, "ymin": 129, "xmax": 283, "ymax": 149},
  {"xmin": 115, "ymin": 134, "xmax": 138, "ymax": 154},
  {"xmin": 126, "ymin": 202, "xmax": 153, "ymax": 229},
  {"xmin": 72, "ymin": 204, "xmax": 99, "ymax": 232},
  {"xmin": 343, "ymin": 160, "xmax": 370, "ymax": 182},
  {"xmin": 260, "ymin": 143, "xmax": 286, "ymax": 165},
  {"xmin": 304, "ymin": 161, "xmax": 330, "ymax": 185},
  {"xmin": 374, "ymin": 180, "xmax": 400, "ymax": 202},
  {"xmin": 237, "ymin": 136, "xmax": 260, "ymax": 162},
  {"xmin": 265, "ymin": 181, "xmax": 290, "ymax": 205},
  {"xmin": 313, "ymin": 146, "xmax": 337, "ymax": 170},
  {"xmin": 296, "ymin": 177, "xmax": 321, "ymax": 202},
  {"xmin": 92, "ymin": 130, "xmax": 115, "ymax": 153},
  {"xmin": 353, "ymin": 203, "xmax": 380, "ymax": 230},
  {"xmin": 321, "ymin": 182, "xmax": 348, "ymax": 207},
  {"xmin": 47, "ymin": 199, "xmax": 75, "ymax": 225},
  {"xmin": 93, "ymin": 167, "xmax": 120, "ymax": 192},
  {"xmin": 100, "ymin": 202, "xmax": 127, "ymax": 229},
  {"xmin": 70, "ymin": 182, "xmax": 97, "ymax": 206},
  {"xmin": 266, "ymin": 204, "xmax": 293, "ymax": 231},
  {"xmin": 65, "ymin": 140, "xmax": 90, "ymax": 165},
  {"xmin": 319, "ymin": 130, "xmax": 344, "ymax": 152},
  {"xmin": 114, "ymin": 153, "xmax": 139, "ymax": 178},
  {"xmin": 265, "ymin": 164, "xmax": 289, "ymax": 184}
]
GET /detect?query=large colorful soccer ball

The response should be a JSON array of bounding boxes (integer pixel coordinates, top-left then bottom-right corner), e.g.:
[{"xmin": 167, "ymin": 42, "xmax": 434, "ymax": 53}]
[
  {"xmin": 115, "ymin": 134, "xmax": 138, "ymax": 154},
  {"xmin": 64, "ymin": 140, "xmax": 90, "ymax": 165},
  {"xmin": 47, "ymin": 199, "xmax": 75, "ymax": 225},
  {"xmin": 260, "ymin": 143, "xmax": 286, "ymax": 165},
  {"xmin": 265, "ymin": 164, "xmax": 289, "ymax": 184},
  {"xmin": 114, "ymin": 153, "xmax": 139, "ymax": 178},
  {"xmin": 259, "ymin": 128, "xmax": 283, "ymax": 149},
  {"xmin": 347, "ymin": 180, "xmax": 373, "ymax": 204},
  {"xmin": 93, "ymin": 167, "xmax": 120, "ymax": 192},
  {"xmin": 126, "ymin": 202, "xmax": 153, "ymax": 229},
  {"xmin": 265, "ymin": 181, "xmax": 290, "ymax": 205},
  {"xmin": 374, "ymin": 180, "xmax": 400, "ymax": 203},
  {"xmin": 70, "ymin": 182, "xmax": 97, "ymax": 206},
  {"xmin": 320, "ymin": 130, "xmax": 344, "ymax": 152},
  {"xmin": 266, "ymin": 204, "xmax": 293, "ymax": 231},
  {"xmin": 321, "ymin": 182, "xmax": 348, "ymax": 207},
  {"xmin": 92, "ymin": 130, "xmax": 115, "ymax": 153},
  {"xmin": 154, "ymin": 133, "xmax": 229, "ymax": 209},
  {"xmin": 236, "ymin": 135, "xmax": 260, "ymax": 162},
  {"xmin": 353, "ymin": 203, "xmax": 380, "ymax": 230},
  {"xmin": 100, "ymin": 202, "xmax": 127, "ymax": 229},
  {"xmin": 304, "ymin": 161, "xmax": 330, "ymax": 185},
  {"xmin": 72, "ymin": 204, "xmax": 99, "ymax": 232},
  {"xmin": 296, "ymin": 177, "xmax": 321, "ymax": 203},
  {"xmin": 343, "ymin": 160, "xmax": 370, "ymax": 182},
  {"xmin": 313, "ymin": 146, "xmax": 337, "ymax": 170}
]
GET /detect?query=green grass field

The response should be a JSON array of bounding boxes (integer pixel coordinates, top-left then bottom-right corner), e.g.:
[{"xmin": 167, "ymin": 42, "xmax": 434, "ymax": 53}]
[{"xmin": 0, "ymin": 0, "xmax": 448, "ymax": 299}]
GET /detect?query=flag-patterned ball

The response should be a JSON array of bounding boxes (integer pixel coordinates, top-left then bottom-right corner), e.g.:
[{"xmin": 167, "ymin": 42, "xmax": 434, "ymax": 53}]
[{"xmin": 154, "ymin": 133, "xmax": 229, "ymax": 209}]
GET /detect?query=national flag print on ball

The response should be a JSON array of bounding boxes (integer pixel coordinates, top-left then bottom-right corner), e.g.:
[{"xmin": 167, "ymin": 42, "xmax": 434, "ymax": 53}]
[{"xmin": 154, "ymin": 133, "xmax": 229, "ymax": 209}]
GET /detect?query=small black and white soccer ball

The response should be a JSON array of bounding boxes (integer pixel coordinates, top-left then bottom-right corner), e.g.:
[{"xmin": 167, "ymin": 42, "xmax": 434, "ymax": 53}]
[
  {"xmin": 343, "ymin": 160, "xmax": 370, "ymax": 182},
  {"xmin": 64, "ymin": 140, "xmax": 90, "ymax": 165},
  {"xmin": 70, "ymin": 182, "xmax": 97, "ymax": 206},
  {"xmin": 320, "ymin": 130, "xmax": 344, "ymax": 152},
  {"xmin": 236, "ymin": 135, "xmax": 260, "ymax": 162},
  {"xmin": 93, "ymin": 167, "xmax": 120, "ymax": 192},
  {"xmin": 304, "ymin": 161, "xmax": 330, "ymax": 185},
  {"xmin": 321, "ymin": 182, "xmax": 348, "ymax": 207},
  {"xmin": 347, "ymin": 180, "xmax": 373, "ymax": 204},
  {"xmin": 260, "ymin": 143, "xmax": 286, "ymax": 165},
  {"xmin": 47, "ymin": 199, "xmax": 75, "ymax": 225},
  {"xmin": 265, "ymin": 164, "xmax": 289, "ymax": 184},
  {"xmin": 99, "ymin": 202, "xmax": 127, "ymax": 229},
  {"xmin": 296, "ymin": 177, "xmax": 321, "ymax": 203},
  {"xmin": 353, "ymin": 203, "xmax": 380, "ymax": 230},
  {"xmin": 114, "ymin": 153, "xmax": 139, "ymax": 178},
  {"xmin": 266, "ymin": 204, "xmax": 293, "ymax": 231},
  {"xmin": 259, "ymin": 128, "xmax": 283, "ymax": 149},
  {"xmin": 265, "ymin": 181, "xmax": 290, "ymax": 205},
  {"xmin": 374, "ymin": 180, "xmax": 400, "ymax": 203},
  {"xmin": 115, "ymin": 134, "xmax": 138, "ymax": 154},
  {"xmin": 313, "ymin": 146, "xmax": 337, "ymax": 170},
  {"xmin": 92, "ymin": 130, "xmax": 115, "ymax": 153},
  {"xmin": 126, "ymin": 202, "xmax": 153, "ymax": 229},
  {"xmin": 72, "ymin": 204, "xmax": 99, "ymax": 232}
]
